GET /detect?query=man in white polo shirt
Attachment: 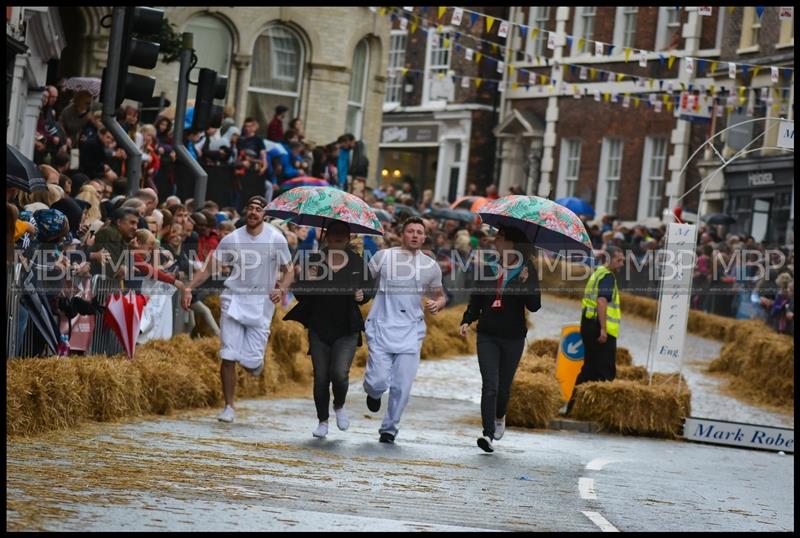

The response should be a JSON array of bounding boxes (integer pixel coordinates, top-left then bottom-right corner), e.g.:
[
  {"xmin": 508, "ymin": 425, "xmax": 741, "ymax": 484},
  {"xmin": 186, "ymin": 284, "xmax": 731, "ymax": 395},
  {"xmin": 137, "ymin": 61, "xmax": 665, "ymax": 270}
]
[
  {"xmin": 363, "ymin": 216, "xmax": 446, "ymax": 443},
  {"xmin": 182, "ymin": 195, "xmax": 293, "ymax": 423}
]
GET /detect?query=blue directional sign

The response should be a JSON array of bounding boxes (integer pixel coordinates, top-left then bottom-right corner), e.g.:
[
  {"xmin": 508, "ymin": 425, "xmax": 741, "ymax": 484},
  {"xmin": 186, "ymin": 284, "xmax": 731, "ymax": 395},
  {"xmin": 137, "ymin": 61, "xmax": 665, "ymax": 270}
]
[{"xmin": 562, "ymin": 331, "xmax": 585, "ymax": 361}]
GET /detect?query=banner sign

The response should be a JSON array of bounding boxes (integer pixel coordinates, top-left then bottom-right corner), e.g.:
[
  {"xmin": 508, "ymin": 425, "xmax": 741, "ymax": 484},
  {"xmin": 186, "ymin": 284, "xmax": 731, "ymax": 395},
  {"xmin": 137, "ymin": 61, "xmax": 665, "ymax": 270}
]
[
  {"xmin": 652, "ymin": 223, "xmax": 696, "ymax": 370},
  {"xmin": 777, "ymin": 120, "xmax": 794, "ymax": 150},
  {"xmin": 684, "ymin": 417, "xmax": 794, "ymax": 453}
]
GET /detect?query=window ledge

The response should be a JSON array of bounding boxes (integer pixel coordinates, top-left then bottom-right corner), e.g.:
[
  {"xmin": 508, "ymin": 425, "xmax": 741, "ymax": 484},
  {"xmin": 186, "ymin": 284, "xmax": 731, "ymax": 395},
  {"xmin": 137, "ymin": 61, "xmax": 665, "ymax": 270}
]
[
  {"xmin": 775, "ymin": 41, "xmax": 794, "ymax": 50},
  {"xmin": 735, "ymin": 45, "xmax": 760, "ymax": 55}
]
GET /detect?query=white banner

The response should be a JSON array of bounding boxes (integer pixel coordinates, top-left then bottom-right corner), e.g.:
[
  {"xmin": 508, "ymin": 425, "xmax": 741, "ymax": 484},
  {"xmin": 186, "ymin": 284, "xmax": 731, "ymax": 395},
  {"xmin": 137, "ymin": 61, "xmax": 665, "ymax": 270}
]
[
  {"xmin": 777, "ymin": 120, "xmax": 794, "ymax": 149},
  {"xmin": 652, "ymin": 223, "xmax": 696, "ymax": 371},
  {"xmin": 684, "ymin": 417, "xmax": 794, "ymax": 453},
  {"xmin": 451, "ymin": 7, "xmax": 463, "ymax": 25}
]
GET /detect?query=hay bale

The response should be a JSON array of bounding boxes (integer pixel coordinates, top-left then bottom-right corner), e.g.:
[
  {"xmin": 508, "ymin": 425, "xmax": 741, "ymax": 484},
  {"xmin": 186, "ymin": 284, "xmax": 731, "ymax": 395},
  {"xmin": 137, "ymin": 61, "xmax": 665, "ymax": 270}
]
[
  {"xmin": 202, "ymin": 294, "xmax": 221, "ymax": 324},
  {"xmin": 518, "ymin": 353, "xmax": 555, "ymax": 375},
  {"xmin": 506, "ymin": 371, "xmax": 563, "ymax": 429},
  {"xmin": 527, "ymin": 339, "xmax": 559, "ymax": 358},
  {"xmin": 615, "ymin": 364, "xmax": 648, "ymax": 382},
  {"xmin": 420, "ymin": 307, "xmax": 475, "ymax": 360},
  {"xmin": 708, "ymin": 320, "xmax": 793, "ymax": 409},
  {"xmin": 616, "ymin": 346, "xmax": 633, "ymax": 366},
  {"xmin": 571, "ymin": 380, "xmax": 691, "ymax": 438},
  {"xmin": 73, "ymin": 356, "xmax": 149, "ymax": 422}
]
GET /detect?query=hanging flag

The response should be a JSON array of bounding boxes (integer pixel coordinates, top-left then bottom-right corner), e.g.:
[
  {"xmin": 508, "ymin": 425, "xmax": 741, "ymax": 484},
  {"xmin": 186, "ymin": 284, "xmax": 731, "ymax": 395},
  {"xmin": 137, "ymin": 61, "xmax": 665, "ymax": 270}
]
[
  {"xmin": 531, "ymin": 28, "xmax": 539, "ymax": 41},
  {"xmin": 658, "ymin": 54, "xmax": 666, "ymax": 67},
  {"xmin": 727, "ymin": 7, "xmax": 736, "ymax": 13},
  {"xmin": 710, "ymin": 61, "xmax": 718, "ymax": 74},
  {"xmin": 547, "ymin": 32, "xmax": 556, "ymax": 50},
  {"xmin": 771, "ymin": 66, "xmax": 779, "ymax": 83},
  {"xmin": 498, "ymin": 21, "xmax": 509, "ymax": 38},
  {"xmin": 474, "ymin": 78, "xmax": 482, "ymax": 89},
  {"xmin": 490, "ymin": 43, "xmax": 499, "ymax": 55},
  {"xmin": 509, "ymin": 65, "xmax": 515, "ymax": 78},
  {"xmin": 686, "ymin": 57, "xmax": 694, "ymax": 74},
  {"xmin": 452, "ymin": 7, "xmax": 463, "ymax": 25},
  {"xmin": 578, "ymin": 37, "xmax": 585, "ymax": 51},
  {"xmin": 401, "ymin": 67, "xmax": 409, "ymax": 77},
  {"xmin": 728, "ymin": 62, "xmax": 736, "ymax": 79},
  {"xmin": 624, "ymin": 47, "xmax": 632, "ymax": 62},
  {"xmin": 443, "ymin": 38, "xmax": 450, "ymax": 49},
  {"xmin": 411, "ymin": 21, "xmax": 418, "ymax": 34},
  {"xmin": 594, "ymin": 89, "xmax": 601, "ymax": 102},
  {"xmin": 649, "ymin": 79, "xmax": 655, "ymax": 88},
  {"xmin": 465, "ymin": 47, "xmax": 474, "ymax": 61},
  {"xmin": 378, "ymin": 7, "xmax": 387, "ymax": 16},
  {"xmin": 486, "ymin": 16, "xmax": 496, "ymax": 32},
  {"xmin": 779, "ymin": 7, "xmax": 793, "ymax": 20},
  {"xmin": 752, "ymin": 66, "xmax": 761, "ymax": 79},
  {"xmin": 603, "ymin": 92, "xmax": 611, "ymax": 103},
  {"xmin": 659, "ymin": 80, "xmax": 665, "ymax": 90},
  {"xmin": 403, "ymin": 6, "xmax": 413, "ymax": 11},
  {"xmin": 540, "ymin": 74, "xmax": 548, "ymax": 85},
  {"xmin": 437, "ymin": 24, "xmax": 444, "ymax": 34},
  {"xmin": 454, "ymin": 42, "xmax": 462, "ymax": 51},
  {"xmin": 589, "ymin": 68, "xmax": 597, "ymax": 80},
  {"xmin": 755, "ymin": 6, "xmax": 765, "ymax": 18},
  {"xmin": 431, "ymin": 33, "xmax": 439, "ymax": 47},
  {"xmin": 649, "ymin": 94, "xmax": 657, "ymax": 105},
  {"xmin": 519, "ymin": 27, "xmax": 528, "ymax": 41},
  {"xmin": 666, "ymin": 101, "xmax": 673, "ymax": 112},
  {"xmin": 438, "ymin": 6, "xmax": 446, "ymax": 20},
  {"xmin": 595, "ymin": 41, "xmax": 604, "ymax": 56},
  {"xmin": 461, "ymin": 76, "xmax": 469, "ymax": 88},
  {"xmin": 697, "ymin": 59, "xmax": 706, "ymax": 74},
  {"xmin": 512, "ymin": 82, "xmax": 519, "ymax": 90},
  {"xmin": 616, "ymin": 73, "xmax": 625, "ymax": 82},
  {"xmin": 741, "ymin": 64, "xmax": 749, "ymax": 78},
  {"xmin": 633, "ymin": 97, "xmax": 640, "ymax": 108},
  {"xmin": 475, "ymin": 51, "xmax": 482, "ymax": 64},
  {"xmin": 580, "ymin": 66, "xmax": 588, "ymax": 80},
  {"xmin": 783, "ymin": 68, "xmax": 792, "ymax": 80},
  {"xmin": 454, "ymin": 31, "xmax": 462, "ymax": 41},
  {"xmin": 400, "ymin": 17, "xmax": 408, "ymax": 30},
  {"xmin": 698, "ymin": 7, "xmax": 712, "ymax": 16},
  {"xmin": 497, "ymin": 60, "xmax": 504, "ymax": 74},
  {"xmin": 469, "ymin": 12, "xmax": 479, "ymax": 27},
  {"xmin": 607, "ymin": 45, "xmax": 615, "ymax": 56},
  {"xmin": 662, "ymin": 94, "xmax": 670, "ymax": 104},
  {"xmin": 573, "ymin": 85, "xmax": 581, "ymax": 99},
  {"xmin": 639, "ymin": 50, "xmax": 647, "ymax": 67},
  {"xmin": 668, "ymin": 55, "xmax": 677, "ymax": 69}
]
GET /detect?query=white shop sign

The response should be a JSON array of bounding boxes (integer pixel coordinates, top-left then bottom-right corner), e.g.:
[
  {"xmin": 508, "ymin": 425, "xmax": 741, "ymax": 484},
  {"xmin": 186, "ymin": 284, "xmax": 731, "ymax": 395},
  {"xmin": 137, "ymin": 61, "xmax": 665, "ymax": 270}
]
[{"xmin": 684, "ymin": 417, "xmax": 794, "ymax": 453}]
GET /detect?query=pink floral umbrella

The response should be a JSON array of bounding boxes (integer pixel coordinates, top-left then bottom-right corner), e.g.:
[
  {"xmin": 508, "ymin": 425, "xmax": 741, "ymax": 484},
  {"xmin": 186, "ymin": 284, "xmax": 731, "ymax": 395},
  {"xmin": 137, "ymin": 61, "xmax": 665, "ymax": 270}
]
[
  {"xmin": 266, "ymin": 186, "xmax": 384, "ymax": 236},
  {"xmin": 61, "ymin": 77, "xmax": 102, "ymax": 97},
  {"xmin": 478, "ymin": 195, "xmax": 593, "ymax": 256}
]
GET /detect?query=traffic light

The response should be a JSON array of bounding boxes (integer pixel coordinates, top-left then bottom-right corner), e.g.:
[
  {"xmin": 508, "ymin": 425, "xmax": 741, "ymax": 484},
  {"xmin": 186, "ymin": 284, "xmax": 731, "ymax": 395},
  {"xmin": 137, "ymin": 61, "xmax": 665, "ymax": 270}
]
[
  {"xmin": 100, "ymin": 7, "xmax": 164, "ymax": 108},
  {"xmin": 191, "ymin": 67, "xmax": 228, "ymax": 131}
]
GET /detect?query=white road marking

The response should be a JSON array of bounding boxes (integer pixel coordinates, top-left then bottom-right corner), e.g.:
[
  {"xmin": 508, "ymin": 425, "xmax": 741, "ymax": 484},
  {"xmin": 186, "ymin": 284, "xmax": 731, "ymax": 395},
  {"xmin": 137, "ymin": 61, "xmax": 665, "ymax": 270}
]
[
  {"xmin": 579, "ymin": 477, "xmax": 597, "ymax": 500},
  {"xmin": 582, "ymin": 511, "xmax": 620, "ymax": 532},
  {"xmin": 586, "ymin": 458, "xmax": 619, "ymax": 471}
]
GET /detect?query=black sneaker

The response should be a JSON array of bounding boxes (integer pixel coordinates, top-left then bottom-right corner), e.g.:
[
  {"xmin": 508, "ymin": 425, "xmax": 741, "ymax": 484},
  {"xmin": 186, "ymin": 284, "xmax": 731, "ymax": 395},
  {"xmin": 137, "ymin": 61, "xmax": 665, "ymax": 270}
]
[
  {"xmin": 379, "ymin": 432, "xmax": 395, "ymax": 444},
  {"xmin": 477, "ymin": 435, "xmax": 494, "ymax": 453},
  {"xmin": 366, "ymin": 395, "xmax": 381, "ymax": 412}
]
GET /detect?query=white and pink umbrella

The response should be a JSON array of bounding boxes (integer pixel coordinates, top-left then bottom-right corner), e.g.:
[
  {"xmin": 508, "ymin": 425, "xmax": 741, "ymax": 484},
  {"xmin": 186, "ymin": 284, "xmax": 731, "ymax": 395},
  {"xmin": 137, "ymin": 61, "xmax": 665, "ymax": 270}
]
[
  {"xmin": 104, "ymin": 290, "xmax": 148, "ymax": 359},
  {"xmin": 61, "ymin": 77, "xmax": 102, "ymax": 97}
]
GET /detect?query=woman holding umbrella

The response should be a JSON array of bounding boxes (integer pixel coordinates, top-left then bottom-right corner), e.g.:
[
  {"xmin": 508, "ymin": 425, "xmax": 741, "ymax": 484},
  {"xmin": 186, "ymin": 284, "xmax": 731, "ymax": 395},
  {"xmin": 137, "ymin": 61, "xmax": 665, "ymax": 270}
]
[
  {"xmin": 459, "ymin": 225, "xmax": 541, "ymax": 453},
  {"xmin": 285, "ymin": 220, "xmax": 375, "ymax": 438}
]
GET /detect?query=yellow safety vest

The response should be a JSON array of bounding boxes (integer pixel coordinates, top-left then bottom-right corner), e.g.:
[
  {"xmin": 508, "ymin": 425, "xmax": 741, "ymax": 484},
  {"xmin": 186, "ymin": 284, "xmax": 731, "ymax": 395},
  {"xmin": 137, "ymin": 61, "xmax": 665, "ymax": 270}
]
[{"xmin": 581, "ymin": 265, "xmax": 621, "ymax": 338}]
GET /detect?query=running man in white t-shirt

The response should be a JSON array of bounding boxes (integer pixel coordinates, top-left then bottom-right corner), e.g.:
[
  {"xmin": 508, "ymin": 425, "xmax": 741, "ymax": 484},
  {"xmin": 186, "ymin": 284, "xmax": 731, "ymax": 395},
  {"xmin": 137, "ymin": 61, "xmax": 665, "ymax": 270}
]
[
  {"xmin": 363, "ymin": 217, "xmax": 446, "ymax": 443},
  {"xmin": 182, "ymin": 196, "xmax": 293, "ymax": 423}
]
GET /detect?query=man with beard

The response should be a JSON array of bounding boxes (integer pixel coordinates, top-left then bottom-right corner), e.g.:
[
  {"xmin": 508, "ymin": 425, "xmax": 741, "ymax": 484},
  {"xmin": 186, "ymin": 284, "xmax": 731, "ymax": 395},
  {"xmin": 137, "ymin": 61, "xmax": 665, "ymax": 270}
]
[{"xmin": 182, "ymin": 196, "xmax": 293, "ymax": 423}]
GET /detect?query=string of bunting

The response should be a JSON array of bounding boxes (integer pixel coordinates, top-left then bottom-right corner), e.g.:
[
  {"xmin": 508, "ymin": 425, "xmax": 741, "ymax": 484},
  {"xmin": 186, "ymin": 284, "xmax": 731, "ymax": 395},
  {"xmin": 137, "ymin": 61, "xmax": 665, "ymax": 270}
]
[
  {"xmin": 382, "ymin": 6, "xmax": 794, "ymax": 87},
  {"xmin": 383, "ymin": 6, "xmax": 793, "ymax": 104}
]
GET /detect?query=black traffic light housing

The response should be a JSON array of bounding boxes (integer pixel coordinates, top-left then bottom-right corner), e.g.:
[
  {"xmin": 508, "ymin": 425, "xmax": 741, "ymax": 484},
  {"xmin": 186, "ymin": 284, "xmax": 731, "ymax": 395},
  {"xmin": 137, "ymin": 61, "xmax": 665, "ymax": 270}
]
[
  {"xmin": 100, "ymin": 7, "xmax": 164, "ymax": 108},
  {"xmin": 191, "ymin": 67, "xmax": 228, "ymax": 131}
]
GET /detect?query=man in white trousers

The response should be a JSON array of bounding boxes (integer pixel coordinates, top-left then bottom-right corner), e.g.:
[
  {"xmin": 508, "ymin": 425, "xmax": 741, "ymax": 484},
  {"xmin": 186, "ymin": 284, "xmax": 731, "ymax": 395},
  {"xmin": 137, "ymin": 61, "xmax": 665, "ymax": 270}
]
[
  {"xmin": 363, "ymin": 217, "xmax": 446, "ymax": 443},
  {"xmin": 182, "ymin": 195, "xmax": 293, "ymax": 423}
]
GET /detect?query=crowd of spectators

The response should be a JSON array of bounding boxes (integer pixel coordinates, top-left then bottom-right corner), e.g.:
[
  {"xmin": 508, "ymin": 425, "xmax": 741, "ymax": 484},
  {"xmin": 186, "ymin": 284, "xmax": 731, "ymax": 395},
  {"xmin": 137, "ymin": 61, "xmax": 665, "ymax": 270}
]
[{"xmin": 7, "ymin": 87, "xmax": 793, "ymax": 358}]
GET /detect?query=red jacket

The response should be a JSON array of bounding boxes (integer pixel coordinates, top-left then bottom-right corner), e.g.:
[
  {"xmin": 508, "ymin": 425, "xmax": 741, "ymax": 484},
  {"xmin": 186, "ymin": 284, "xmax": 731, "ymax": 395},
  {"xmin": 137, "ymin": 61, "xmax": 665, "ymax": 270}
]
[
  {"xmin": 267, "ymin": 117, "xmax": 284, "ymax": 142},
  {"xmin": 133, "ymin": 251, "xmax": 176, "ymax": 284},
  {"xmin": 197, "ymin": 229, "xmax": 220, "ymax": 262}
]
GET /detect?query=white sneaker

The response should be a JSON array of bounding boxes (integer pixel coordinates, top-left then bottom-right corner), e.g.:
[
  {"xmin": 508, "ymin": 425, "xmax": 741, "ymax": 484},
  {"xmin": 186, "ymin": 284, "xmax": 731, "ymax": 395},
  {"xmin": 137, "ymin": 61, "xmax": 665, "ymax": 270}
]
[
  {"xmin": 312, "ymin": 421, "xmax": 328, "ymax": 438},
  {"xmin": 217, "ymin": 405, "xmax": 235, "ymax": 423},
  {"xmin": 495, "ymin": 416, "xmax": 506, "ymax": 440},
  {"xmin": 477, "ymin": 435, "xmax": 494, "ymax": 453},
  {"xmin": 334, "ymin": 408, "xmax": 350, "ymax": 431}
]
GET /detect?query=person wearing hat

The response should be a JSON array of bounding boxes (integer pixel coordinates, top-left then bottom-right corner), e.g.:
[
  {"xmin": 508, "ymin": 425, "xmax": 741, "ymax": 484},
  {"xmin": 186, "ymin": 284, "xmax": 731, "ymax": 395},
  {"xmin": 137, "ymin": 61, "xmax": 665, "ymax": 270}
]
[{"xmin": 181, "ymin": 195, "xmax": 294, "ymax": 423}]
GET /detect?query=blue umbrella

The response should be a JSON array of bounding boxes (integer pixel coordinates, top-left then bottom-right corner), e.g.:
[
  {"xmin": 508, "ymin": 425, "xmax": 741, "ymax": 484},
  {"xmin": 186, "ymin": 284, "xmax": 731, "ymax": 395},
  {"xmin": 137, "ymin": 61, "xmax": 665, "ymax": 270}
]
[{"xmin": 555, "ymin": 197, "xmax": 595, "ymax": 218}]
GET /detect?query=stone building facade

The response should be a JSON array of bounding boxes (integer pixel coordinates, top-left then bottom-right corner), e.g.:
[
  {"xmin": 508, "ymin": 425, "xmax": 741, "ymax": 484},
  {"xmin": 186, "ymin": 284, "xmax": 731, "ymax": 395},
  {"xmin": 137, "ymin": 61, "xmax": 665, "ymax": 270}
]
[{"xmin": 56, "ymin": 7, "xmax": 391, "ymax": 185}]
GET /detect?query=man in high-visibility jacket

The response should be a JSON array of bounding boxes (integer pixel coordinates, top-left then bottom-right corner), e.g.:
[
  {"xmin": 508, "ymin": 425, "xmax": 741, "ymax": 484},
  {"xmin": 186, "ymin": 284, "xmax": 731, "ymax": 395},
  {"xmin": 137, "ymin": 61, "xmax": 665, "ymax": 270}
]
[{"xmin": 565, "ymin": 246, "xmax": 625, "ymax": 415}]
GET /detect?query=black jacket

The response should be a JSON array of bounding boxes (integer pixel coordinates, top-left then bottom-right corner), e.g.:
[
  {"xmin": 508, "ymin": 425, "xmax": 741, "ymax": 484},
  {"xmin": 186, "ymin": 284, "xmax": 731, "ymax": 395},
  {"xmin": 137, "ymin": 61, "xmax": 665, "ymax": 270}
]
[
  {"xmin": 285, "ymin": 247, "xmax": 375, "ymax": 346},
  {"xmin": 460, "ymin": 259, "xmax": 541, "ymax": 339}
]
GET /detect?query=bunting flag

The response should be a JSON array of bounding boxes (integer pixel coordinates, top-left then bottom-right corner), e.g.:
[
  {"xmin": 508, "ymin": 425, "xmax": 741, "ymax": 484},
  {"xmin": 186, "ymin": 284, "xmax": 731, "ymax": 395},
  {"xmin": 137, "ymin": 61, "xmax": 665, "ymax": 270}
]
[
  {"xmin": 486, "ymin": 16, "xmax": 495, "ymax": 32},
  {"xmin": 616, "ymin": 73, "xmax": 625, "ymax": 82},
  {"xmin": 474, "ymin": 78, "xmax": 482, "ymax": 89},
  {"xmin": 728, "ymin": 62, "xmax": 736, "ymax": 79},
  {"xmin": 580, "ymin": 66, "xmax": 588, "ymax": 80},
  {"xmin": 603, "ymin": 92, "xmax": 611, "ymax": 103},
  {"xmin": 400, "ymin": 16, "xmax": 408, "ymax": 30},
  {"xmin": 411, "ymin": 21, "xmax": 418, "ymax": 34},
  {"xmin": 590, "ymin": 68, "xmax": 597, "ymax": 81},
  {"xmin": 710, "ymin": 61, "xmax": 718, "ymax": 74},
  {"xmin": 594, "ymin": 89, "xmax": 601, "ymax": 102},
  {"xmin": 497, "ymin": 60, "xmax": 504, "ymax": 74},
  {"xmin": 578, "ymin": 37, "xmax": 585, "ymax": 51},
  {"xmin": 752, "ymin": 66, "xmax": 761, "ymax": 79},
  {"xmin": 465, "ymin": 47, "xmax": 473, "ymax": 61},
  {"xmin": 475, "ymin": 51, "xmax": 482, "ymax": 63},
  {"xmin": 451, "ymin": 7, "xmax": 463, "ymax": 25},
  {"xmin": 633, "ymin": 97, "xmax": 640, "ymax": 108},
  {"xmin": 443, "ymin": 38, "xmax": 450, "ymax": 49},
  {"xmin": 625, "ymin": 47, "xmax": 632, "ymax": 62},
  {"xmin": 697, "ymin": 59, "xmax": 706, "ymax": 75},
  {"xmin": 498, "ymin": 20, "xmax": 508, "ymax": 38},
  {"xmin": 595, "ymin": 41, "xmax": 603, "ymax": 56},
  {"xmin": 461, "ymin": 75, "xmax": 469, "ymax": 88},
  {"xmin": 771, "ymin": 66, "xmax": 779, "ymax": 84},
  {"xmin": 490, "ymin": 43, "xmax": 499, "ymax": 55},
  {"xmin": 401, "ymin": 67, "xmax": 409, "ymax": 77},
  {"xmin": 469, "ymin": 12, "xmax": 479, "ymax": 27},
  {"xmin": 668, "ymin": 55, "xmax": 677, "ymax": 69},
  {"xmin": 639, "ymin": 51, "xmax": 647, "ymax": 67},
  {"xmin": 607, "ymin": 45, "xmax": 615, "ymax": 56},
  {"xmin": 519, "ymin": 27, "xmax": 527, "ymax": 41},
  {"xmin": 755, "ymin": 6, "xmax": 765, "ymax": 18},
  {"xmin": 438, "ymin": 6, "xmax": 446, "ymax": 20},
  {"xmin": 686, "ymin": 57, "xmax": 694, "ymax": 74},
  {"xmin": 532, "ymin": 28, "xmax": 539, "ymax": 41},
  {"xmin": 566, "ymin": 36, "xmax": 573, "ymax": 48},
  {"xmin": 742, "ymin": 64, "xmax": 750, "ymax": 78},
  {"xmin": 509, "ymin": 65, "xmax": 515, "ymax": 78}
]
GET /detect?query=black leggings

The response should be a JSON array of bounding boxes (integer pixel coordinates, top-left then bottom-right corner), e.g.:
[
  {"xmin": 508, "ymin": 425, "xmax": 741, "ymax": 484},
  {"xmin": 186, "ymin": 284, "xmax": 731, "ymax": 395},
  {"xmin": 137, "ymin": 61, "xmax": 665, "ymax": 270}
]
[
  {"xmin": 308, "ymin": 331, "xmax": 358, "ymax": 422},
  {"xmin": 476, "ymin": 333, "xmax": 525, "ymax": 439}
]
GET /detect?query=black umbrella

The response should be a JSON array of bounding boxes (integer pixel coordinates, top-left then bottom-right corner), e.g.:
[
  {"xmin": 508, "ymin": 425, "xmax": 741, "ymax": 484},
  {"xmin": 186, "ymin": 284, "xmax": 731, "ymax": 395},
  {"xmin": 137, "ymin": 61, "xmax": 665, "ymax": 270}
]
[
  {"xmin": 423, "ymin": 207, "xmax": 476, "ymax": 224},
  {"xmin": 701, "ymin": 213, "xmax": 736, "ymax": 226},
  {"xmin": 373, "ymin": 208, "xmax": 396, "ymax": 224},
  {"xmin": 19, "ymin": 282, "xmax": 59, "ymax": 355},
  {"xmin": 393, "ymin": 203, "xmax": 421, "ymax": 219},
  {"xmin": 7, "ymin": 144, "xmax": 47, "ymax": 193}
]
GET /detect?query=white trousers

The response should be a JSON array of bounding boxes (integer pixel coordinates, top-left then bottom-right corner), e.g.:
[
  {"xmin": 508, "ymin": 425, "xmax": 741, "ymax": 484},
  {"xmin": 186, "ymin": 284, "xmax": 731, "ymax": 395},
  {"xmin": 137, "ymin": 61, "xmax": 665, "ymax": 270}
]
[{"xmin": 362, "ymin": 348, "xmax": 421, "ymax": 437}]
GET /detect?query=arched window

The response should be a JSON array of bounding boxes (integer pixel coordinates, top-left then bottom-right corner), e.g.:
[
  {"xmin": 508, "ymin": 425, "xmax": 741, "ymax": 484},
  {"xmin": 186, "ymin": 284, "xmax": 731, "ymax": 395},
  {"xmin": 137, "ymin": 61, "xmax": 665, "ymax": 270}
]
[
  {"xmin": 345, "ymin": 39, "xmax": 369, "ymax": 139},
  {"xmin": 184, "ymin": 14, "xmax": 233, "ymax": 101},
  {"xmin": 248, "ymin": 25, "xmax": 304, "ymax": 136}
]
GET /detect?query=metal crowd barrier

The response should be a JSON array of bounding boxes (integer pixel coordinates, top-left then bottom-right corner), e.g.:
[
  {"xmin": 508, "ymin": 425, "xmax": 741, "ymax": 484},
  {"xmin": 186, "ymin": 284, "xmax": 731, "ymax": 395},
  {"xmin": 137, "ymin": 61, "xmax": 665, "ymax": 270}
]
[
  {"xmin": 6, "ymin": 263, "xmax": 22, "ymax": 358},
  {"xmin": 87, "ymin": 276, "xmax": 124, "ymax": 356}
]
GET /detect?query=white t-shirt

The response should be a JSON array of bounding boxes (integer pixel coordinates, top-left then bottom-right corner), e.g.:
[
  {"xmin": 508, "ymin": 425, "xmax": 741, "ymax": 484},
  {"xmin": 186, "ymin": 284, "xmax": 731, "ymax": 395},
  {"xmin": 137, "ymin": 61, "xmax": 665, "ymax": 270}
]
[
  {"xmin": 367, "ymin": 247, "xmax": 443, "ymax": 325},
  {"xmin": 213, "ymin": 223, "xmax": 291, "ymax": 326}
]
